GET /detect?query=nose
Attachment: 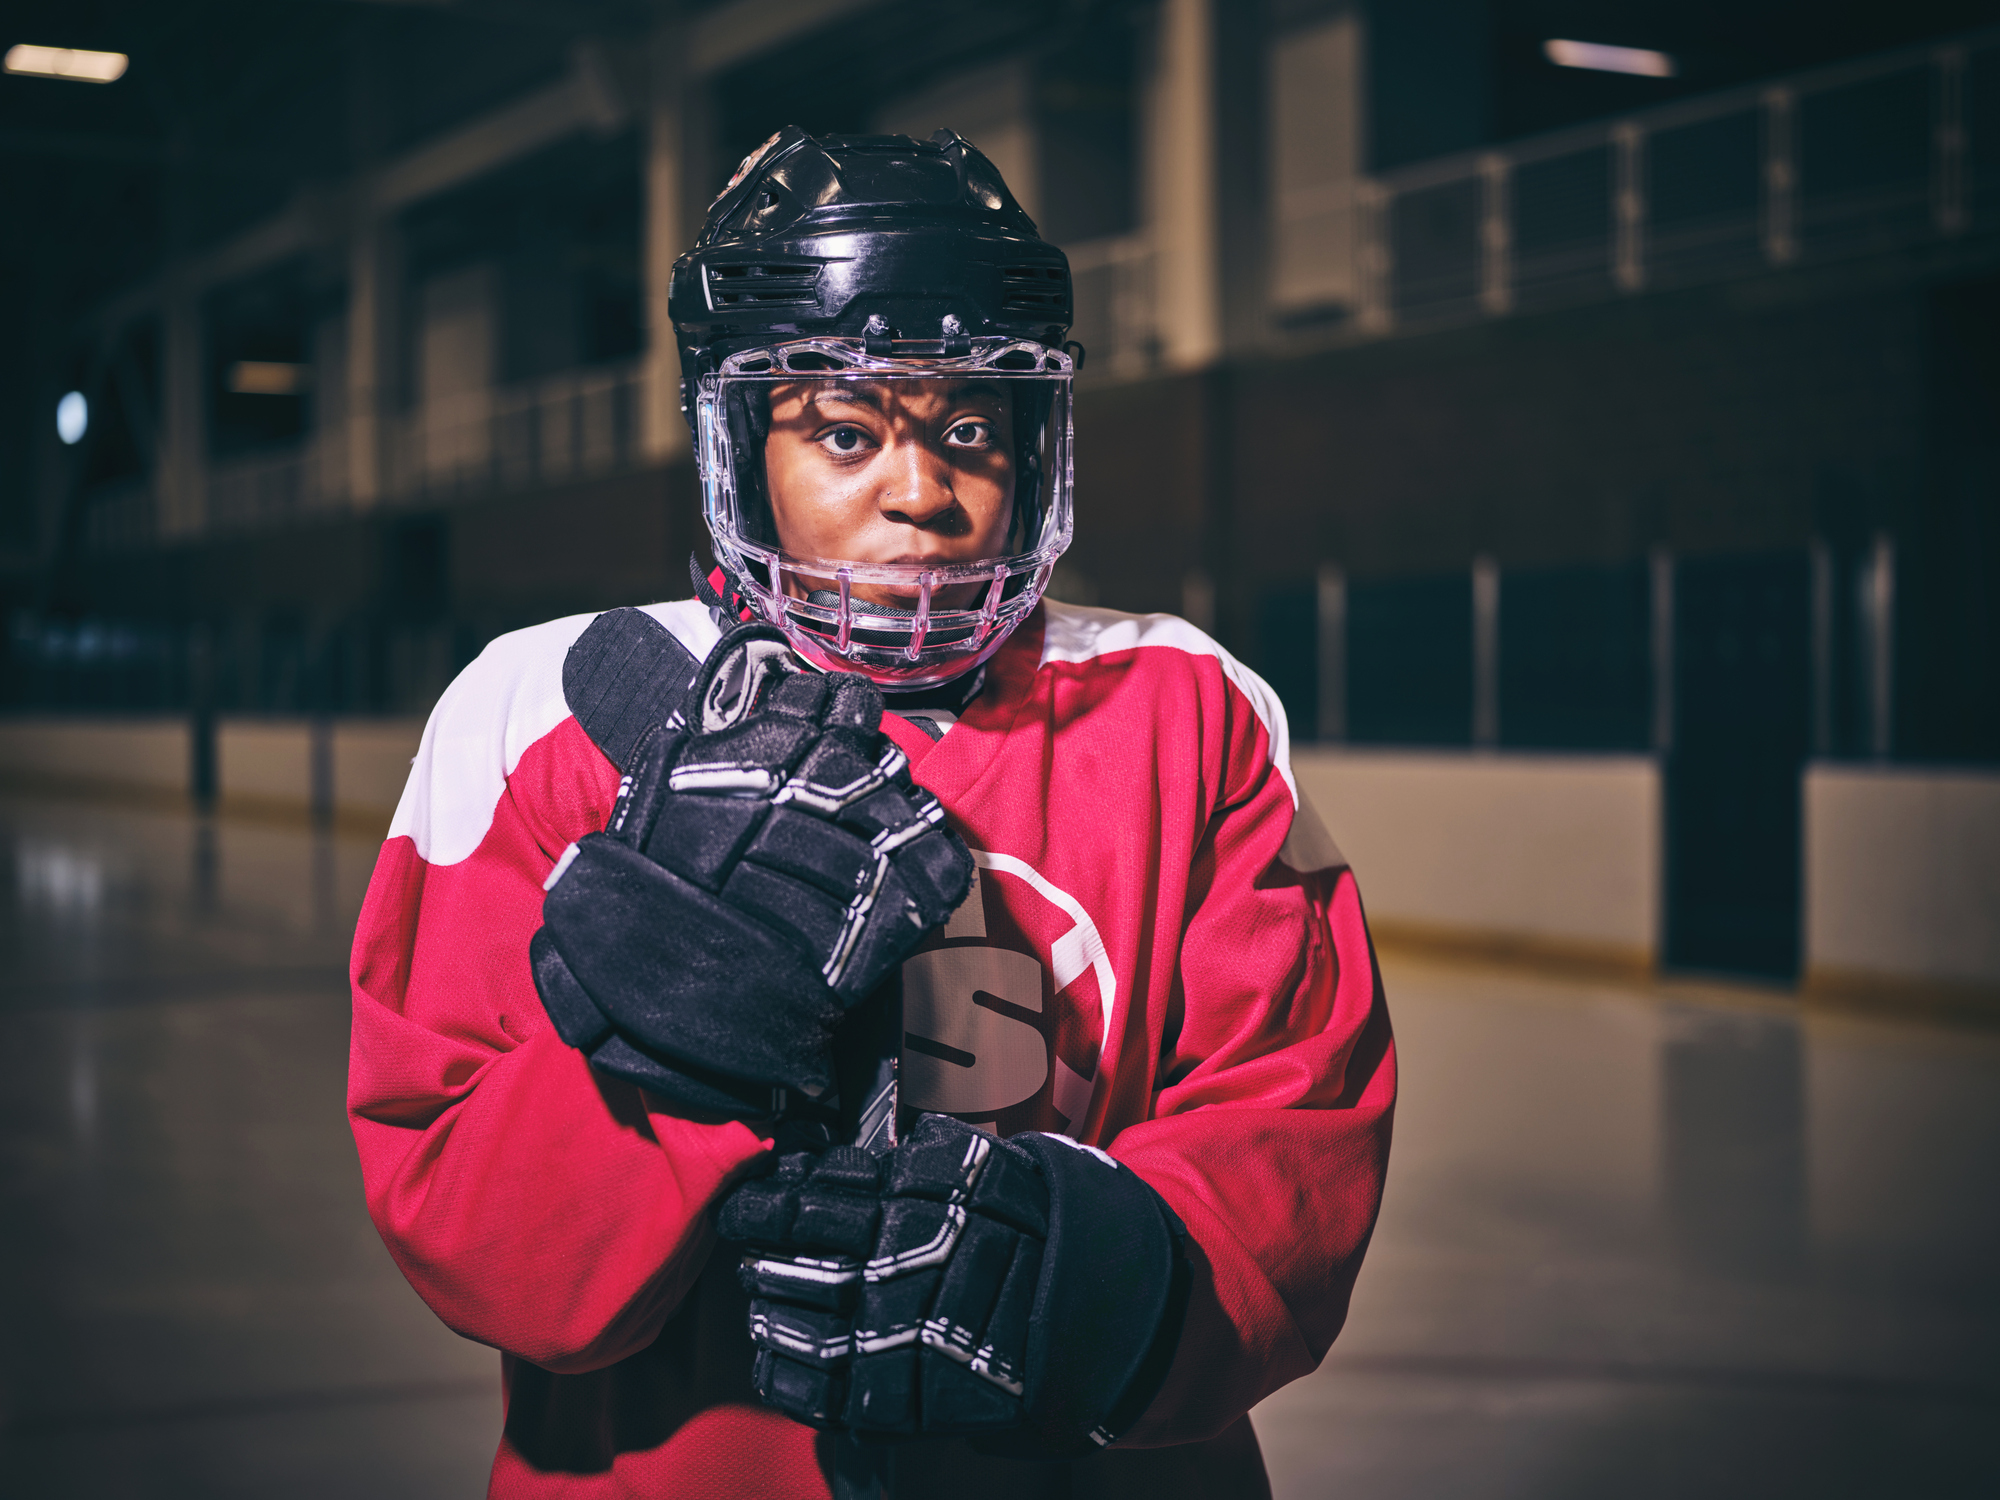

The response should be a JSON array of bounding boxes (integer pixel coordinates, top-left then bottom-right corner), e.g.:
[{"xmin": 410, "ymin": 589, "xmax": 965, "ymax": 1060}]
[{"xmin": 875, "ymin": 437, "xmax": 959, "ymax": 529}]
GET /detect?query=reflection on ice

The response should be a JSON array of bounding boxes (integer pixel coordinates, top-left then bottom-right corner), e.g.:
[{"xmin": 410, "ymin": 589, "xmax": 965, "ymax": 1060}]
[
  {"xmin": 1661, "ymin": 1006, "xmax": 1808, "ymax": 1279},
  {"xmin": 15, "ymin": 837, "xmax": 108, "ymax": 915},
  {"xmin": 69, "ymin": 1013, "xmax": 99, "ymax": 1141},
  {"xmin": 1255, "ymin": 959, "xmax": 2000, "ymax": 1499},
  {"xmin": 0, "ymin": 793, "xmax": 1993, "ymax": 1499},
  {"xmin": 0, "ymin": 795, "xmax": 378, "ymax": 1006}
]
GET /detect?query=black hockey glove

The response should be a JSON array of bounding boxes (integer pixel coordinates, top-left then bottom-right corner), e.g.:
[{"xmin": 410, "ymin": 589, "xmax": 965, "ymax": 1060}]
[
  {"xmin": 530, "ymin": 622, "xmax": 974, "ymax": 1118},
  {"xmin": 716, "ymin": 1113, "xmax": 1190, "ymax": 1455}
]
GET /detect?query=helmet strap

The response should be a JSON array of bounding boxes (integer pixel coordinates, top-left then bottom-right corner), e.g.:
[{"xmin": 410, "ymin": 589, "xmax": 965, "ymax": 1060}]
[{"xmin": 690, "ymin": 552, "xmax": 754, "ymax": 628}]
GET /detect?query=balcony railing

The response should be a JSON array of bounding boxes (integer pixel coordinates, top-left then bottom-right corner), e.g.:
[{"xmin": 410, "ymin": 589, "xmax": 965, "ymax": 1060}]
[
  {"xmin": 384, "ymin": 359, "xmax": 646, "ymax": 506},
  {"xmin": 86, "ymin": 359, "xmax": 652, "ymax": 547},
  {"xmin": 79, "ymin": 29, "xmax": 1999, "ymax": 551},
  {"xmin": 208, "ymin": 436, "xmax": 349, "ymax": 532},
  {"xmin": 1320, "ymin": 28, "xmax": 1999, "ymax": 337}
]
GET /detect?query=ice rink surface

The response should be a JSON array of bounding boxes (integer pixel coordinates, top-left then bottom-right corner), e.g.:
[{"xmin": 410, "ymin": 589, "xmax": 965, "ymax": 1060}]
[{"xmin": 0, "ymin": 793, "xmax": 1994, "ymax": 1498}]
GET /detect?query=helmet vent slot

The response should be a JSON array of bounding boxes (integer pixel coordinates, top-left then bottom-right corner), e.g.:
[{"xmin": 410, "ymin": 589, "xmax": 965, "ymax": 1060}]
[
  {"xmin": 782, "ymin": 350, "xmax": 848, "ymax": 372},
  {"xmin": 1000, "ymin": 265, "xmax": 1069, "ymax": 313},
  {"xmin": 706, "ymin": 262, "xmax": 823, "ymax": 308}
]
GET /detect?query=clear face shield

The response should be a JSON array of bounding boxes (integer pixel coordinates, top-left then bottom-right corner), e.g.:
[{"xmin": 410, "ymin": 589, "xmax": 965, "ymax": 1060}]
[{"xmin": 696, "ymin": 339, "xmax": 1074, "ymax": 691}]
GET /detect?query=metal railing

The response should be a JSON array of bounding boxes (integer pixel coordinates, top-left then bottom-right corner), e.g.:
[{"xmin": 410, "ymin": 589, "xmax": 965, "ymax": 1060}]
[
  {"xmin": 384, "ymin": 359, "xmax": 646, "ymax": 506},
  {"xmin": 87, "ymin": 358, "xmax": 653, "ymax": 545},
  {"xmin": 1328, "ymin": 28, "xmax": 1999, "ymax": 336},
  {"xmin": 80, "ymin": 30, "xmax": 1999, "ymax": 550},
  {"xmin": 208, "ymin": 435, "xmax": 350, "ymax": 533}
]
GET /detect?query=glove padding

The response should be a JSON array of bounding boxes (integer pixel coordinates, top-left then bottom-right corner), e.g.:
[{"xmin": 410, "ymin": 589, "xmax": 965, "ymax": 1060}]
[
  {"xmin": 717, "ymin": 1113, "xmax": 1190, "ymax": 1455},
  {"xmin": 532, "ymin": 622, "xmax": 974, "ymax": 1114}
]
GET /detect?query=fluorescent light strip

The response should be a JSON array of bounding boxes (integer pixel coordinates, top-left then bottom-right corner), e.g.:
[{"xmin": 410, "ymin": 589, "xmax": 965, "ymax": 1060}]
[
  {"xmin": 227, "ymin": 361, "xmax": 310, "ymax": 396},
  {"xmin": 1543, "ymin": 39, "xmax": 1676, "ymax": 79},
  {"xmin": 5, "ymin": 44, "xmax": 129, "ymax": 83}
]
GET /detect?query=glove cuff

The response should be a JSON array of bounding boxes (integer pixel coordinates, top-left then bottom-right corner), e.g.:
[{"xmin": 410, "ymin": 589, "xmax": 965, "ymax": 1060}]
[
  {"xmin": 588, "ymin": 1032, "xmax": 793, "ymax": 1122},
  {"xmin": 999, "ymin": 1133, "xmax": 1189, "ymax": 1457},
  {"xmin": 531, "ymin": 922, "xmax": 793, "ymax": 1122}
]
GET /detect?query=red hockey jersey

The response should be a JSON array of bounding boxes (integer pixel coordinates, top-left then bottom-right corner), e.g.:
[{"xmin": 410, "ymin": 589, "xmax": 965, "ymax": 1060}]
[{"xmin": 348, "ymin": 597, "xmax": 1395, "ymax": 1499}]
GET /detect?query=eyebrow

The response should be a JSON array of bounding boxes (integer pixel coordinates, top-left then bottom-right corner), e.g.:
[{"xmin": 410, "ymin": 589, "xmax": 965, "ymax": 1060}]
[
  {"xmin": 800, "ymin": 379, "xmax": 1008, "ymax": 413},
  {"xmin": 801, "ymin": 383, "xmax": 878, "ymax": 412}
]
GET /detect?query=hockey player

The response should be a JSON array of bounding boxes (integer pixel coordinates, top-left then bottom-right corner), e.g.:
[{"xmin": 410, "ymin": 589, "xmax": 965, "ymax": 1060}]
[{"xmin": 347, "ymin": 127, "xmax": 1394, "ymax": 1499}]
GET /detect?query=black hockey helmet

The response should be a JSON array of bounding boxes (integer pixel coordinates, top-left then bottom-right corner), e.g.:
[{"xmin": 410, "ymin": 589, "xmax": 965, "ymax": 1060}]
[
  {"xmin": 668, "ymin": 126, "xmax": 1074, "ymax": 427},
  {"xmin": 671, "ymin": 127, "xmax": 1078, "ymax": 690}
]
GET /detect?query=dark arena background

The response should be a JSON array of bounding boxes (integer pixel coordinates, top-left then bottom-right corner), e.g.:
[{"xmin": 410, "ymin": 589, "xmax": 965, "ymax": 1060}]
[{"xmin": 1, "ymin": 1, "xmax": 1996, "ymax": 1496}]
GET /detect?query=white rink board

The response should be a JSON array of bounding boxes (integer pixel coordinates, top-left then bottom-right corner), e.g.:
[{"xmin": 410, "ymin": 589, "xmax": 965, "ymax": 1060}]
[
  {"xmin": 335, "ymin": 719, "xmax": 427, "ymax": 816},
  {"xmin": 0, "ymin": 716, "xmax": 189, "ymax": 795},
  {"xmin": 7, "ymin": 722, "xmax": 1997, "ymax": 988},
  {"xmin": 1292, "ymin": 748, "xmax": 1660, "ymax": 961},
  {"xmin": 218, "ymin": 719, "xmax": 314, "ymax": 804},
  {"xmin": 0, "ymin": 716, "xmax": 423, "ymax": 822},
  {"xmin": 1806, "ymin": 763, "xmax": 2000, "ymax": 986}
]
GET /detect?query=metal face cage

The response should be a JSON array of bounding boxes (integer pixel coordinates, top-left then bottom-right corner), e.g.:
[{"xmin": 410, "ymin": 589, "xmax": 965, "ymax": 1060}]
[{"xmin": 696, "ymin": 338, "xmax": 1075, "ymax": 690}]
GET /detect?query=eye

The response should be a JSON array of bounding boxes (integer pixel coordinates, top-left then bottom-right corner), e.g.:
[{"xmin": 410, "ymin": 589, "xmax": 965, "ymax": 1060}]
[
  {"xmin": 818, "ymin": 425, "xmax": 870, "ymax": 455},
  {"xmin": 943, "ymin": 420, "xmax": 993, "ymax": 448}
]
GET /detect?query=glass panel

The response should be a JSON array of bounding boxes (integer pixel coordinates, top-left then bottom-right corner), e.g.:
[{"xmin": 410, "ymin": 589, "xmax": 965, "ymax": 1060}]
[
  {"xmin": 1499, "ymin": 561, "xmax": 1652, "ymax": 750},
  {"xmin": 1348, "ymin": 573, "xmax": 1472, "ymax": 745}
]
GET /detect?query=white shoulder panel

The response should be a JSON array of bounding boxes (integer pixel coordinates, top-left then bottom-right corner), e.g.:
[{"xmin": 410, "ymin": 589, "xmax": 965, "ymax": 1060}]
[
  {"xmin": 387, "ymin": 612, "xmax": 595, "ymax": 866},
  {"xmin": 1038, "ymin": 601, "xmax": 1344, "ymax": 873},
  {"xmin": 387, "ymin": 600, "xmax": 723, "ymax": 867},
  {"xmin": 637, "ymin": 597, "xmax": 726, "ymax": 663}
]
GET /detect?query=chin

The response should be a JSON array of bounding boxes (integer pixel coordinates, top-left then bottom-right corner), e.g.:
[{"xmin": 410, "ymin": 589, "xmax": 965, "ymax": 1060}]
[{"xmin": 859, "ymin": 582, "xmax": 988, "ymax": 612}]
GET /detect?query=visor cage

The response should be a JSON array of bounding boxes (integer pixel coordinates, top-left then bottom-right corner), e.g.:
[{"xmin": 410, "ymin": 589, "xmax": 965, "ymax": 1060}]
[{"xmin": 696, "ymin": 339, "xmax": 1074, "ymax": 690}]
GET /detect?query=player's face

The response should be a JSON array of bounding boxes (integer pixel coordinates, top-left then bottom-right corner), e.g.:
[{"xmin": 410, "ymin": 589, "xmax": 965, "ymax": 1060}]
[{"xmin": 762, "ymin": 378, "xmax": 1015, "ymax": 609}]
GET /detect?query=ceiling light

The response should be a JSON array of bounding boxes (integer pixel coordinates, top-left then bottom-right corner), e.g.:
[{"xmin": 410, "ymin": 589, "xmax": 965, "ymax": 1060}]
[
  {"xmin": 57, "ymin": 392, "xmax": 88, "ymax": 445},
  {"xmin": 5, "ymin": 44, "xmax": 129, "ymax": 84},
  {"xmin": 227, "ymin": 361, "xmax": 310, "ymax": 396},
  {"xmin": 1543, "ymin": 39, "xmax": 1676, "ymax": 78}
]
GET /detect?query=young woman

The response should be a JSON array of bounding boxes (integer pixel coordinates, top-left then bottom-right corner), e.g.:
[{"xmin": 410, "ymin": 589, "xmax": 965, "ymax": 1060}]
[{"xmin": 348, "ymin": 127, "xmax": 1393, "ymax": 1499}]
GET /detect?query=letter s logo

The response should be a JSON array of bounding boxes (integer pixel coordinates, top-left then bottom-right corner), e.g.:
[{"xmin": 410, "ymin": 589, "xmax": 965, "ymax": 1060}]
[
  {"xmin": 899, "ymin": 853, "xmax": 1115, "ymax": 1131},
  {"xmin": 900, "ymin": 946, "xmax": 1048, "ymax": 1115}
]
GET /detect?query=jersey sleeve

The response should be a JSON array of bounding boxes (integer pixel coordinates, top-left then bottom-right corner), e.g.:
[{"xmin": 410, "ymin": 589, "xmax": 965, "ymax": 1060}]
[
  {"xmin": 346, "ymin": 625, "xmax": 767, "ymax": 1374},
  {"xmin": 1107, "ymin": 666, "xmax": 1396, "ymax": 1446}
]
